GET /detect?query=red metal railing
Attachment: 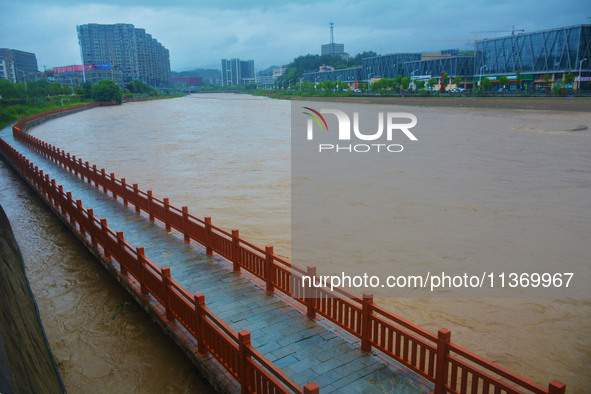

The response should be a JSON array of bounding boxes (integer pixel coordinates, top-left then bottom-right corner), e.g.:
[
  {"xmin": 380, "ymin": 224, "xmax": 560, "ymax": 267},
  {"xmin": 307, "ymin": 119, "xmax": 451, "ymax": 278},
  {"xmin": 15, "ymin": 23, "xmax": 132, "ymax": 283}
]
[
  {"xmin": 8, "ymin": 104, "xmax": 567, "ymax": 394},
  {"xmin": 1, "ymin": 107, "xmax": 318, "ymax": 394}
]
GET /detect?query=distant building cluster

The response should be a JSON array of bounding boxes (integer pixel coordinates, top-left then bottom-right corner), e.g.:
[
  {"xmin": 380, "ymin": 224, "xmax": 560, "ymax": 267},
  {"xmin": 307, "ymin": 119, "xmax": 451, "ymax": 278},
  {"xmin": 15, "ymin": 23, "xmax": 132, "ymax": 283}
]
[
  {"xmin": 2, "ymin": 21, "xmax": 590, "ymax": 94},
  {"xmin": 77, "ymin": 23, "xmax": 171, "ymax": 88},
  {"xmin": 0, "ymin": 48, "xmax": 38, "ymax": 83},
  {"xmin": 303, "ymin": 24, "xmax": 591, "ymax": 92}
]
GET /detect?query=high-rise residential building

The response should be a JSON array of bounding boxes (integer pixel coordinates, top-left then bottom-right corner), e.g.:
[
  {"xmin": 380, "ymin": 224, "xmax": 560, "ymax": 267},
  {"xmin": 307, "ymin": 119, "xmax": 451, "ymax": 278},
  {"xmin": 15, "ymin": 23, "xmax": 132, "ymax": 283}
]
[
  {"xmin": 0, "ymin": 48, "xmax": 38, "ymax": 82},
  {"xmin": 221, "ymin": 58, "xmax": 255, "ymax": 86},
  {"xmin": 77, "ymin": 23, "xmax": 171, "ymax": 87}
]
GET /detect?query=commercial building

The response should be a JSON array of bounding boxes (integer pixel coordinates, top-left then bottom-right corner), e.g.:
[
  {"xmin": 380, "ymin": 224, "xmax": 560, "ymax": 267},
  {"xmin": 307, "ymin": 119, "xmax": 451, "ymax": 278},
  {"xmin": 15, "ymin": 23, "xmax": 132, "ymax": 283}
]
[
  {"xmin": 221, "ymin": 58, "xmax": 255, "ymax": 86},
  {"xmin": 403, "ymin": 55, "xmax": 475, "ymax": 90},
  {"xmin": 474, "ymin": 24, "xmax": 591, "ymax": 92},
  {"xmin": 50, "ymin": 65, "xmax": 87, "ymax": 87},
  {"xmin": 0, "ymin": 48, "xmax": 38, "ymax": 82},
  {"xmin": 302, "ymin": 23, "xmax": 591, "ymax": 93},
  {"xmin": 77, "ymin": 23, "xmax": 171, "ymax": 87}
]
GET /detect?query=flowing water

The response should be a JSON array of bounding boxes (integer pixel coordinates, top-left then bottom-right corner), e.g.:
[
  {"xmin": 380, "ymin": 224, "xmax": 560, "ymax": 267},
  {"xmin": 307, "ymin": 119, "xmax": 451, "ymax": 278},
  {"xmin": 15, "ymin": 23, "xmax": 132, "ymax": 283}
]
[{"xmin": 1, "ymin": 94, "xmax": 590, "ymax": 391}]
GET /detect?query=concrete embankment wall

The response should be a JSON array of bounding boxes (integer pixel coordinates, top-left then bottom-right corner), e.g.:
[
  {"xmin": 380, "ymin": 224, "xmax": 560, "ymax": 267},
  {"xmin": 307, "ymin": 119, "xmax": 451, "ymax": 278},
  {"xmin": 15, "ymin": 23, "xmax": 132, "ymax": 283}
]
[{"xmin": 0, "ymin": 204, "xmax": 65, "ymax": 393}]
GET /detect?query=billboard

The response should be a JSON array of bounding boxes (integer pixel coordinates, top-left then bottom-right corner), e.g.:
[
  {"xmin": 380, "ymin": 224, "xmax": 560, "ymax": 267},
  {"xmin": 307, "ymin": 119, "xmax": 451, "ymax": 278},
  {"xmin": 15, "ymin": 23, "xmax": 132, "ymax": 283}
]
[{"xmin": 91, "ymin": 63, "xmax": 111, "ymax": 70}]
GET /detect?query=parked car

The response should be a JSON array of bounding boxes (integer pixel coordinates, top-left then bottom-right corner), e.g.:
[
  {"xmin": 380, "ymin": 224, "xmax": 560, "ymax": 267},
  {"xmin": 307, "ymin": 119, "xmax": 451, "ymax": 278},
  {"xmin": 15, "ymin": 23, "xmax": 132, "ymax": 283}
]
[{"xmin": 450, "ymin": 87, "xmax": 465, "ymax": 93}]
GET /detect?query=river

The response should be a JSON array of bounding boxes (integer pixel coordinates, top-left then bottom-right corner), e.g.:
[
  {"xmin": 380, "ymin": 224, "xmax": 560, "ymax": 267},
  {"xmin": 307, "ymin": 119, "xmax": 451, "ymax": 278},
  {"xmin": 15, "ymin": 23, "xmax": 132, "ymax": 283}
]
[{"xmin": 1, "ymin": 93, "xmax": 590, "ymax": 391}]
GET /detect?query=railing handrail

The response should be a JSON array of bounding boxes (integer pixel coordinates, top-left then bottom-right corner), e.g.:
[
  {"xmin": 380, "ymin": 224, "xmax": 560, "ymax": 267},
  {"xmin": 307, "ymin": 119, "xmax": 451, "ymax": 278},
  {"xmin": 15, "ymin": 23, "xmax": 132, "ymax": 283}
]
[
  {"xmin": 5, "ymin": 104, "xmax": 566, "ymax": 394},
  {"xmin": 1, "ymin": 106, "xmax": 312, "ymax": 394}
]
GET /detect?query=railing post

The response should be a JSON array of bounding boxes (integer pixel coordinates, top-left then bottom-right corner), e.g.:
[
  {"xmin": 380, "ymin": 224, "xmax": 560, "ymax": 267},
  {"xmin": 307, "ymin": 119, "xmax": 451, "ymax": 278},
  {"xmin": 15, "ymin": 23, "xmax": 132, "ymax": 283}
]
[
  {"xmin": 88, "ymin": 209, "xmax": 97, "ymax": 248},
  {"xmin": 110, "ymin": 173, "xmax": 117, "ymax": 199},
  {"xmin": 93, "ymin": 165, "xmax": 98, "ymax": 188},
  {"xmin": 361, "ymin": 292, "xmax": 374, "ymax": 352},
  {"xmin": 204, "ymin": 217, "xmax": 213, "ymax": 256},
  {"xmin": 56, "ymin": 184, "xmax": 63, "ymax": 211},
  {"xmin": 137, "ymin": 247, "xmax": 148, "ymax": 296},
  {"xmin": 164, "ymin": 198, "xmax": 171, "ymax": 232},
  {"xmin": 84, "ymin": 161, "xmax": 89, "ymax": 183},
  {"xmin": 194, "ymin": 294, "xmax": 208, "ymax": 356},
  {"xmin": 182, "ymin": 206, "xmax": 190, "ymax": 242},
  {"xmin": 101, "ymin": 169, "xmax": 107, "ymax": 193},
  {"xmin": 66, "ymin": 152, "xmax": 71, "ymax": 173},
  {"xmin": 133, "ymin": 184, "xmax": 140, "ymax": 213},
  {"xmin": 238, "ymin": 331, "xmax": 252, "ymax": 394},
  {"xmin": 306, "ymin": 266, "xmax": 317, "ymax": 319},
  {"xmin": 100, "ymin": 218, "xmax": 110, "ymax": 260},
  {"xmin": 117, "ymin": 231, "xmax": 127, "ymax": 276},
  {"xmin": 76, "ymin": 200, "xmax": 84, "ymax": 237},
  {"xmin": 548, "ymin": 380, "xmax": 566, "ymax": 394},
  {"xmin": 121, "ymin": 178, "xmax": 128, "ymax": 206},
  {"xmin": 66, "ymin": 192, "xmax": 74, "ymax": 223},
  {"xmin": 304, "ymin": 382, "xmax": 320, "ymax": 394},
  {"xmin": 434, "ymin": 328, "xmax": 451, "ymax": 394},
  {"xmin": 162, "ymin": 267, "xmax": 173, "ymax": 321},
  {"xmin": 265, "ymin": 245, "xmax": 274, "ymax": 293},
  {"xmin": 46, "ymin": 175, "xmax": 51, "ymax": 200},
  {"xmin": 147, "ymin": 190, "xmax": 154, "ymax": 221},
  {"xmin": 232, "ymin": 230, "xmax": 241, "ymax": 273}
]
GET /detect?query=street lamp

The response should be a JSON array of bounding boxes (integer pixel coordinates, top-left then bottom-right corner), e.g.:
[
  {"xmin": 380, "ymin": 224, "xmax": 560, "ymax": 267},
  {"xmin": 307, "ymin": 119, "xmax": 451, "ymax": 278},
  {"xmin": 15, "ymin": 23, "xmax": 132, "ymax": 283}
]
[
  {"xmin": 578, "ymin": 58, "xmax": 587, "ymax": 94},
  {"xmin": 479, "ymin": 65, "xmax": 488, "ymax": 89},
  {"xmin": 410, "ymin": 69, "xmax": 419, "ymax": 91},
  {"xmin": 16, "ymin": 70, "xmax": 28, "ymax": 99}
]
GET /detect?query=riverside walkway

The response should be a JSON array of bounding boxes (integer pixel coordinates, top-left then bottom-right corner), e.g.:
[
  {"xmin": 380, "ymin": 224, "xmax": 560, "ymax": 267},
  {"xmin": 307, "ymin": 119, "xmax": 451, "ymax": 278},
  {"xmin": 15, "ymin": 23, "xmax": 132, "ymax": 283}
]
[{"xmin": 0, "ymin": 104, "xmax": 566, "ymax": 394}]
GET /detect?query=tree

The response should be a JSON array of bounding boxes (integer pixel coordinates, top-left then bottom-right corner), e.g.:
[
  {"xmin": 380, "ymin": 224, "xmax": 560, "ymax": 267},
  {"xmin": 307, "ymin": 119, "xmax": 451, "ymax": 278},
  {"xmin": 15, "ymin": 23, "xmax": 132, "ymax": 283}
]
[
  {"xmin": 482, "ymin": 78, "xmax": 492, "ymax": 93},
  {"xmin": 126, "ymin": 80, "xmax": 155, "ymax": 95},
  {"xmin": 453, "ymin": 76, "xmax": 462, "ymax": 88},
  {"xmin": 91, "ymin": 79, "xmax": 122, "ymax": 104},
  {"xmin": 401, "ymin": 77, "xmax": 411, "ymax": 92},
  {"xmin": 415, "ymin": 80, "xmax": 426, "ymax": 90},
  {"xmin": 75, "ymin": 81, "xmax": 92, "ymax": 99},
  {"xmin": 427, "ymin": 78, "xmax": 436, "ymax": 90},
  {"xmin": 498, "ymin": 75, "xmax": 509, "ymax": 94},
  {"xmin": 563, "ymin": 72, "xmax": 575, "ymax": 87},
  {"xmin": 393, "ymin": 75, "xmax": 403, "ymax": 93},
  {"xmin": 0, "ymin": 79, "xmax": 21, "ymax": 99},
  {"xmin": 440, "ymin": 72, "xmax": 448, "ymax": 92}
]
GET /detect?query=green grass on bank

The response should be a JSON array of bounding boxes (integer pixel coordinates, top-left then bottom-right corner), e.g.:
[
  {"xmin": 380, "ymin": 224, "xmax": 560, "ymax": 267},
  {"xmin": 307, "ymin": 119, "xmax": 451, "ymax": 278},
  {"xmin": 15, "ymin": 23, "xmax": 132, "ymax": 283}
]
[
  {"xmin": 0, "ymin": 94, "xmax": 186, "ymax": 131},
  {"xmin": 0, "ymin": 98, "xmax": 93, "ymax": 130}
]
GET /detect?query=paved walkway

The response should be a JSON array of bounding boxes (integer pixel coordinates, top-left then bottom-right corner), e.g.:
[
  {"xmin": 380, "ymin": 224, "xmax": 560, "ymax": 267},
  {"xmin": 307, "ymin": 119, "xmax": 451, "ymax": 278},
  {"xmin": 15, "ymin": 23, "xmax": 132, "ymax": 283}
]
[{"xmin": 2, "ymin": 129, "xmax": 433, "ymax": 393}]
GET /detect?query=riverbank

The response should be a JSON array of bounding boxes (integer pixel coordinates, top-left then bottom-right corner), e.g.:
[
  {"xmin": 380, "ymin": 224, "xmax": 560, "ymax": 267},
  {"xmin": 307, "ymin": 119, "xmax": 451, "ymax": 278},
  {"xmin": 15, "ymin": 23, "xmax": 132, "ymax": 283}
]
[
  {"xmin": 277, "ymin": 94, "xmax": 591, "ymax": 112},
  {"xmin": 0, "ymin": 204, "xmax": 64, "ymax": 393}
]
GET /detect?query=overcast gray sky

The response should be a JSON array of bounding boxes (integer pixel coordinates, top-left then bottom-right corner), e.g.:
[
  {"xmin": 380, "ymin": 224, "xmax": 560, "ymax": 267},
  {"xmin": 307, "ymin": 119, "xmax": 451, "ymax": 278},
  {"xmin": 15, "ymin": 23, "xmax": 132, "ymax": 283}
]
[{"xmin": 1, "ymin": 0, "xmax": 589, "ymax": 72}]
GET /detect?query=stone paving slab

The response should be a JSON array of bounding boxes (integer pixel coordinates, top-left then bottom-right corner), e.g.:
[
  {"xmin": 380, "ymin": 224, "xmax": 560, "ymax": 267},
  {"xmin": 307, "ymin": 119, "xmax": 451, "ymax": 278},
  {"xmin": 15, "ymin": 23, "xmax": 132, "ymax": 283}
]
[{"xmin": 4, "ymin": 133, "xmax": 433, "ymax": 393}]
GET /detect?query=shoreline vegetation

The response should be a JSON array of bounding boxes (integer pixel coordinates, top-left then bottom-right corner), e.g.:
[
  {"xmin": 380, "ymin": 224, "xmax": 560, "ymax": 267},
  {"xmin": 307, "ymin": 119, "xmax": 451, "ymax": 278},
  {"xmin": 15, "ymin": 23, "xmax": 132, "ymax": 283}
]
[{"xmin": 0, "ymin": 78, "xmax": 185, "ymax": 130}]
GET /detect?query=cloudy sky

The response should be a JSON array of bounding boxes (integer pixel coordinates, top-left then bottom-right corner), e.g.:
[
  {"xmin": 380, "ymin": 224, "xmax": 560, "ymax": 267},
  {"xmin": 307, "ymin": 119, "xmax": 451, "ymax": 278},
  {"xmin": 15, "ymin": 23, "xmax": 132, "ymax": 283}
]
[{"xmin": 1, "ymin": 0, "xmax": 589, "ymax": 72}]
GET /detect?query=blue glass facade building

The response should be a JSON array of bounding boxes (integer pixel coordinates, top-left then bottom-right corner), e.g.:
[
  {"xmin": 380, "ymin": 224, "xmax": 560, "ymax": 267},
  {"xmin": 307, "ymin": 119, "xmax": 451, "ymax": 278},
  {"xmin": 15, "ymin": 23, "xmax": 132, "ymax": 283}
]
[
  {"xmin": 302, "ymin": 24, "xmax": 591, "ymax": 92},
  {"xmin": 475, "ymin": 24, "xmax": 591, "ymax": 90}
]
